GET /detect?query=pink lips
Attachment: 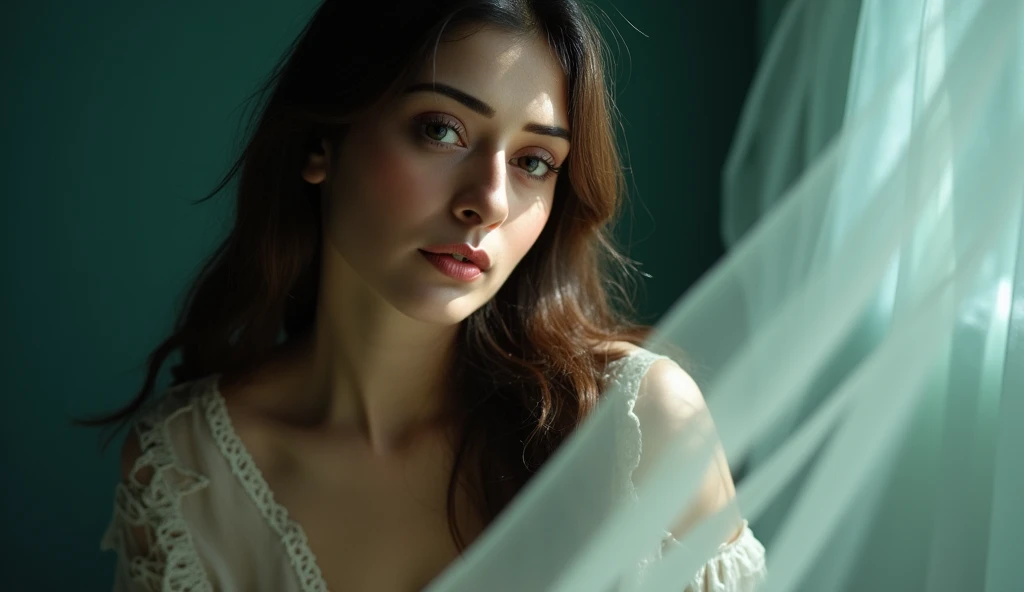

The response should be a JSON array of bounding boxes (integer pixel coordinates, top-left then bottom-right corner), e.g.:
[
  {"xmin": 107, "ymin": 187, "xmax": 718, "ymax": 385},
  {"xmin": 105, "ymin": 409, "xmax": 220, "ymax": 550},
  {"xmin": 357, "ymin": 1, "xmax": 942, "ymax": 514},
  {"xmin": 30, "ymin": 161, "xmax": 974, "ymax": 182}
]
[{"xmin": 419, "ymin": 244, "xmax": 491, "ymax": 282}]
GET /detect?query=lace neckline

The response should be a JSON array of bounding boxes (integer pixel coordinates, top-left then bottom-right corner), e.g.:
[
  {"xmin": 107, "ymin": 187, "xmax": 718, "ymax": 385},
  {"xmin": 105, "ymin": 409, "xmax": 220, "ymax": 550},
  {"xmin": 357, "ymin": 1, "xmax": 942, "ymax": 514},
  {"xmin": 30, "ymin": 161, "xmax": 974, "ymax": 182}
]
[{"xmin": 202, "ymin": 374, "xmax": 330, "ymax": 592}]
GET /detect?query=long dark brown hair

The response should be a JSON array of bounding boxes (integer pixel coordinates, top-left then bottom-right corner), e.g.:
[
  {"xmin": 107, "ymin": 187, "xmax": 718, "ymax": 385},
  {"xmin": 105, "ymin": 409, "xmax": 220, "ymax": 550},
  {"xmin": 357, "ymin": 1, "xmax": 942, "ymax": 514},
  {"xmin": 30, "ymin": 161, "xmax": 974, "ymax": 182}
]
[{"xmin": 80, "ymin": 0, "xmax": 649, "ymax": 551}]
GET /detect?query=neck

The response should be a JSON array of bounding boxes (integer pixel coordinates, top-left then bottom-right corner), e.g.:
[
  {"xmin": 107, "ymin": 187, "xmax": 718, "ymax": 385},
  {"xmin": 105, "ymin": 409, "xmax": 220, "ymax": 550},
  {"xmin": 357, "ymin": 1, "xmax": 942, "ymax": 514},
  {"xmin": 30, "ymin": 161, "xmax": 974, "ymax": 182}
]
[{"xmin": 298, "ymin": 250, "xmax": 461, "ymax": 455}]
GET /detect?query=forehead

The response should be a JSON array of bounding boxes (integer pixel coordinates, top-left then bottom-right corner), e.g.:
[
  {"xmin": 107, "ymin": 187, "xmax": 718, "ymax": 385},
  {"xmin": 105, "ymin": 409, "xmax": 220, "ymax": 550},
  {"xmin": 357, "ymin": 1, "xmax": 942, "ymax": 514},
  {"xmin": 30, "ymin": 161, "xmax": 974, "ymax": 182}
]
[{"xmin": 413, "ymin": 26, "xmax": 569, "ymax": 128}]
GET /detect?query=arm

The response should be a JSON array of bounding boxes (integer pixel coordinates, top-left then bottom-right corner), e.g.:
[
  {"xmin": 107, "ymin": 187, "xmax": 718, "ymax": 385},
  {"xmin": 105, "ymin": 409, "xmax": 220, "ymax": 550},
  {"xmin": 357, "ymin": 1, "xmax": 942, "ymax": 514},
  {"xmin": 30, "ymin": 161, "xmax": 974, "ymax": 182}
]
[
  {"xmin": 631, "ymin": 359, "xmax": 767, "ymax": 591},
  {"xmin": 632, "ymin": 359, "xmax": 743, "ymax": 543}
]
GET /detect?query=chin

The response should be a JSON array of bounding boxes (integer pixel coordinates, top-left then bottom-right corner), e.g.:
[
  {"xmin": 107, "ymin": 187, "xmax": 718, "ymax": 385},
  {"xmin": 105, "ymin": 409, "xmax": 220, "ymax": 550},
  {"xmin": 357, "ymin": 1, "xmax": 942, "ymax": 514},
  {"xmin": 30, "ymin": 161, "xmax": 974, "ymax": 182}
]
[{"xmin": 385, "ymin": 284, "xmax": 488, "ymax": 326}]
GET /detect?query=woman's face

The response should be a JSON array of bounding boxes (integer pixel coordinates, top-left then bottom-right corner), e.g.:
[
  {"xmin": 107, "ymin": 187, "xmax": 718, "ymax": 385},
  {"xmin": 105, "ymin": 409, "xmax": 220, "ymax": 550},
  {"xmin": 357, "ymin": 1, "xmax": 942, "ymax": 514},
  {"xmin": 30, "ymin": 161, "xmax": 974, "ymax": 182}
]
[{"xmin": 303, "ymin": 26, "xmax": 570, "ymax": 325}]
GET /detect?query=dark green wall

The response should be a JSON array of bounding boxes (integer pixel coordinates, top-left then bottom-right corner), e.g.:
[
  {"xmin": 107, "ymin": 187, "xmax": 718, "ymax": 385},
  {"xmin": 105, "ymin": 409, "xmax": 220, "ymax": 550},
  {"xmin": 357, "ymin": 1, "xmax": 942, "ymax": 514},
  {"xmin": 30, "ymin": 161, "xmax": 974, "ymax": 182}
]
[
  {"xmin": 596, "ymin": 1, "xmax": 757, "ymax": 321},
  {"xmin": 0, "ymin": 1, "xmax": 756, "ymax": 588}
]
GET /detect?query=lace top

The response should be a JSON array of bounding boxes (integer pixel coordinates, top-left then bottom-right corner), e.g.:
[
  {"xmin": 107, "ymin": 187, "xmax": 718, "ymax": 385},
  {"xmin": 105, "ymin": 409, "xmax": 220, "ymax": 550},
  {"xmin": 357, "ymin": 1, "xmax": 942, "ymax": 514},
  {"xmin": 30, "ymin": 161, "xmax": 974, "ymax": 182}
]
[{"xmin": 101, "ymin": 348, "xmax": 767, "ymax": 591}]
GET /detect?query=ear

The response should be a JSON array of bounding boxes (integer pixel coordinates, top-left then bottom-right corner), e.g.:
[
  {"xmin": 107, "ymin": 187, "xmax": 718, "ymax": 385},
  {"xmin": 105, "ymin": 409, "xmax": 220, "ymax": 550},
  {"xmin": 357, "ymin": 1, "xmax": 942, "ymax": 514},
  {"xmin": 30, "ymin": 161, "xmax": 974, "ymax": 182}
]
[{"xmin": 301, "ymin": 138, "xmax": 331, "ymax": 185}]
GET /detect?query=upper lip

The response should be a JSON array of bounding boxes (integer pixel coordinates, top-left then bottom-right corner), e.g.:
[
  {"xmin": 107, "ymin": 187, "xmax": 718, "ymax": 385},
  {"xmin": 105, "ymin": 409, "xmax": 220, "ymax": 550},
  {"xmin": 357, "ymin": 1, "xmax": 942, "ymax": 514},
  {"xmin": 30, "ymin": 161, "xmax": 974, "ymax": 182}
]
[{"xmin": 420, "ymin": 244, "xmax": 492, "ymax": 271}]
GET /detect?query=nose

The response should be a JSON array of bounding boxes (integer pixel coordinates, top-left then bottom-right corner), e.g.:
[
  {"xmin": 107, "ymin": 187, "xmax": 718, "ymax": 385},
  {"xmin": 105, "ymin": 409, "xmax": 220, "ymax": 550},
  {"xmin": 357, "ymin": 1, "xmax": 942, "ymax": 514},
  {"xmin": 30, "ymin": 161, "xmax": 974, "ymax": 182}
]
[{"xmin": 452, "ymin": 151, "xmax": 509, "ymax": 231}]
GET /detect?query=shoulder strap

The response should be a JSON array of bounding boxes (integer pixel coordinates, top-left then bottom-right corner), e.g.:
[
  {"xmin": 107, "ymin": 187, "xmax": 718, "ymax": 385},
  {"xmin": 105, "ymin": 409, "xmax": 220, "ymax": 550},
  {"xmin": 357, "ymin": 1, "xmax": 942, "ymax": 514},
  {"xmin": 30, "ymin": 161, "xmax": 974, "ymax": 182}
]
[
  {"xmin": 603, "ymin": 348, "xmax": 669, "ymax": 405},
  {"xmin": 600, "ymin": 348, "xmax": 670, "ymax": 506}
]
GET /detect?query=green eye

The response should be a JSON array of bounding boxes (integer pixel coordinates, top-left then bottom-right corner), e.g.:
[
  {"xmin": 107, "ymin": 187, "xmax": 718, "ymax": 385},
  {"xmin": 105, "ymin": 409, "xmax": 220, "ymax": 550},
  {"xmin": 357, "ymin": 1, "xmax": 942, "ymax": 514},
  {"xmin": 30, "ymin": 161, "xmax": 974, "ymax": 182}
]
[
  {"xmin": 521, "ymin": 157, "xmax": 545, "ymax": 174},
  {"xmin": 425, "ymin": 124, "xmax": 450, "ymax": 142},
  {"xmin": 419, "ymin": 117, "xmax": 462, "ymax": 145},
  {"xmin": 513, "ymin": 155, "xmax": 556, "ymax": 179}
]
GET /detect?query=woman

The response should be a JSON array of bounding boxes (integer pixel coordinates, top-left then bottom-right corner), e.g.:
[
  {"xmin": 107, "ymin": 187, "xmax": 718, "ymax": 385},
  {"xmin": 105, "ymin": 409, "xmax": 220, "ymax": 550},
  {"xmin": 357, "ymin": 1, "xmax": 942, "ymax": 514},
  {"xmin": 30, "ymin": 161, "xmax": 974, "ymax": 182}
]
[{"xmin": 88, "ymin": 0, "xmax": 766, "ymax": 589}]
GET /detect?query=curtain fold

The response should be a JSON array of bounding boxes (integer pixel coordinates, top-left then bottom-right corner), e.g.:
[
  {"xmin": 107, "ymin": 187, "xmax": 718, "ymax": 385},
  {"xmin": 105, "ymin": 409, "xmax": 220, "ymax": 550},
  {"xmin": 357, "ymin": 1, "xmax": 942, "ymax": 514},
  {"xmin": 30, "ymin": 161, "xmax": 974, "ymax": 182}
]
[
  {"xmin": 722, "ymin": 1, "xmax": 1024, "ymax": 590},
  {"xmin": 424, "ymin": 0, "xmax": 1024, "ymax": 589}
]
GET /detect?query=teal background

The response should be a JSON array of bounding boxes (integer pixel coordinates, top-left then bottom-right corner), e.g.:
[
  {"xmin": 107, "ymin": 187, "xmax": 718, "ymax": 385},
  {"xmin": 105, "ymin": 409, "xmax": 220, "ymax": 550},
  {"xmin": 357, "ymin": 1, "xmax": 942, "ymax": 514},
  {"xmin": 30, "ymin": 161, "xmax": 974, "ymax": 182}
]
[{"xmin": 0, "ymin": 0, "xmax": 757, "ymax": 588}]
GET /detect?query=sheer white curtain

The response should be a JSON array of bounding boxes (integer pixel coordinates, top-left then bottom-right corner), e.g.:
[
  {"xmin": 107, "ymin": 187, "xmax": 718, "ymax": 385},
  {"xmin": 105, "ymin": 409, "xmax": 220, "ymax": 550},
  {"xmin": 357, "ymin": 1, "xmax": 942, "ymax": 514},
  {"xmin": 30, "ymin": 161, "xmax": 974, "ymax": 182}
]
[
  {"xmin": 424, "ymin": 0, "xmax": 1024, "ymax": 589},
  {"xmin": 721, "ymin": 0, "xmax": 1024, "ymax": 589}
]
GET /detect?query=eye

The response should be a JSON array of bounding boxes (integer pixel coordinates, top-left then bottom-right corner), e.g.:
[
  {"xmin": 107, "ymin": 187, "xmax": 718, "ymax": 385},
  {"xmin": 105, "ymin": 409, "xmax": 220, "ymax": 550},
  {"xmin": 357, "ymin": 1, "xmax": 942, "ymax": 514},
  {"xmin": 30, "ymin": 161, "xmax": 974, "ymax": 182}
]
[
  {"xmin": 511, "ymin": 155, "xmax": 560, "ymax": 180},
  {"xmin": 518, "ymin": 156, "xmax": 549, "ymax": 176},
  {"xmin": 424, "ymin": 122, "xmax": 460, "ymax": 145},
  {"xmin": 416, "ymin": 114, "xmax": 465, "ymax": 147}
]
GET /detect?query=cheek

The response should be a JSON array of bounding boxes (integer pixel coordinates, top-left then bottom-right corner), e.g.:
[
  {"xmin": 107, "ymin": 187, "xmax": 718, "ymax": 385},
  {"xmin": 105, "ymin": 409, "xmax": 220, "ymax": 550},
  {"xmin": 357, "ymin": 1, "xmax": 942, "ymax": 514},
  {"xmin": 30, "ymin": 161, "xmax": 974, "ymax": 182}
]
[
  {"xmin": 328, "ymin": 120, "xmax": 441, "ymax": 234},
  {"xmin": 348, "ymin": 132, "xmax": 442, "ymax": 221},
  {"xmin": 327, "ymin": 128, "xmax": 448, "ymax": 264},
  {"xmin": 504, "ymin": 198, "xmax": 553, "ymax": 262}
]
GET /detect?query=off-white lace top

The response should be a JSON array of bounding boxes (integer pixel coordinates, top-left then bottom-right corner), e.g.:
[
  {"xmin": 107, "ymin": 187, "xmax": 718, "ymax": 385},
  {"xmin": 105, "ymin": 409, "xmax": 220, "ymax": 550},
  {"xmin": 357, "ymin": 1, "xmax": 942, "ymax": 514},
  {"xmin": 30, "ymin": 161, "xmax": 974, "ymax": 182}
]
[{"xmin": 101, "ymin": 348, "xmax": 767, "ymax": 591}]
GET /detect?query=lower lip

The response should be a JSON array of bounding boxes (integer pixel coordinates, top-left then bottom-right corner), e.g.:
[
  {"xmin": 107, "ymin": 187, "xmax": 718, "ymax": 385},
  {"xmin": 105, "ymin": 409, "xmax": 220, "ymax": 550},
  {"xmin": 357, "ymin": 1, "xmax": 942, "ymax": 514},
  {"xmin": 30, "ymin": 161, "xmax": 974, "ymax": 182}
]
[{"xmin": 419, "ymin": 250, "xmax": 483, "ymax": 281}]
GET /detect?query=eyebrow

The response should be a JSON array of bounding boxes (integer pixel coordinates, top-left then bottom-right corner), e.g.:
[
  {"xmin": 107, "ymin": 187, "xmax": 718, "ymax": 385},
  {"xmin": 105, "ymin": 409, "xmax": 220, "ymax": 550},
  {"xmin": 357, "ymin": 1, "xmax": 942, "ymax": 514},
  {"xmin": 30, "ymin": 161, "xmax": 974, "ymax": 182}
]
[{"xmin": 403, "ymin": 82, "xmax": 572, "ymax": 141}]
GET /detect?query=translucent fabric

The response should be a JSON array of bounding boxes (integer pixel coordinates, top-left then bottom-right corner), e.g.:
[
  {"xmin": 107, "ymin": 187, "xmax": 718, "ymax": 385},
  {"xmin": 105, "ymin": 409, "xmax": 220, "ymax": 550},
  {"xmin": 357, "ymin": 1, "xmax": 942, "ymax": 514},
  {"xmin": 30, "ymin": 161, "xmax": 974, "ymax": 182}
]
[{"xmin": 423, "ymin": 0, "xmax": 1024, "ymax": 590}]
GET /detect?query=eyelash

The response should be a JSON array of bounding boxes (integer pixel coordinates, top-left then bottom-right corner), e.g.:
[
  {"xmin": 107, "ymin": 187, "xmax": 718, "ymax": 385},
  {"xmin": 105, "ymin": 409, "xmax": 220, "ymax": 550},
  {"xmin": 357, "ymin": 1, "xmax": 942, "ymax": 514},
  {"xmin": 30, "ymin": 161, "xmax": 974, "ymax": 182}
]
[{"xmin": 416, "ymin": 114, "xmax": 562, "ymax": 181}]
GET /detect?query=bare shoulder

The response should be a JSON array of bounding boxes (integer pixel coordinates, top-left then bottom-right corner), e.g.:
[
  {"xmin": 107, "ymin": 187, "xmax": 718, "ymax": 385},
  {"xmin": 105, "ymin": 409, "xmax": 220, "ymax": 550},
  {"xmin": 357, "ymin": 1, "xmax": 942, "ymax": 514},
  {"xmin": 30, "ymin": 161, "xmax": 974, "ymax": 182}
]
[
  {"xmin": 590, "ymin": 339, "xmax": 644, "ymax": 359},
  {"xmin": 636, "ymin": 356, "xmax": 707, "ymax": 421},
  {"xmin": 632, "ymin": 358, "xmax": 742, "ymax": 542}
]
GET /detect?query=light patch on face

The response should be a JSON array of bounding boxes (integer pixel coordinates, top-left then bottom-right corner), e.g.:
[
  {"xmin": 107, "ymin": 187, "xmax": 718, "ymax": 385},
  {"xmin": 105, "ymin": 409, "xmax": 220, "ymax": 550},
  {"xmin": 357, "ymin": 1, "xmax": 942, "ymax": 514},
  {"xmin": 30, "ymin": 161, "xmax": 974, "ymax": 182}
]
[
  {"xmin": 496, "ymin": 44, "xmax": 525, "ymax": 73},
  {"xmin": 311, "ymin": 25, "xmax": 571, "ymax": 326},
  {"xmin": 528, "ymin": 93, "xmax": 559, "ymax": 126}
]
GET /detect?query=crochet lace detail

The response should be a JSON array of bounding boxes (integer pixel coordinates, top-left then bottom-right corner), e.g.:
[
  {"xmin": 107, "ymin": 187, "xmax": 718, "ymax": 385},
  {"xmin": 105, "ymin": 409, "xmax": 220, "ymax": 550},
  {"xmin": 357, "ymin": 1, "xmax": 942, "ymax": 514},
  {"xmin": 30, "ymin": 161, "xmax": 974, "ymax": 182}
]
[
  {"xmin": 201, "ymin": 375, "xmax": 329, "ymax": 592},
  {"xmin": 100, "ymin": 383, "xmax": 213, "ymax": 591},
  {"xmin": 602, "ymin": 349, "xmax": 668, "ymax": 502}
]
